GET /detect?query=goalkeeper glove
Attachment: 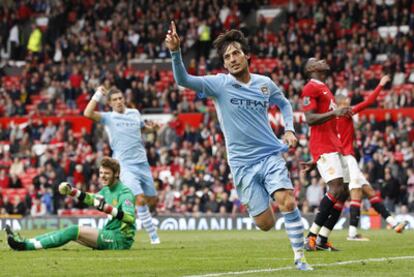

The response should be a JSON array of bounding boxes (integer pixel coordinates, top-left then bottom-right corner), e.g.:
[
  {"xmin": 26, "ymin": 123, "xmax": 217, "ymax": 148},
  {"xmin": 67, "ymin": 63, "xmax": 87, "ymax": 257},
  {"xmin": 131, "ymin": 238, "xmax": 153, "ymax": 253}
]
[{"xmin": 93, "ymin": 194, "xmax": 106, "ymax": 211}]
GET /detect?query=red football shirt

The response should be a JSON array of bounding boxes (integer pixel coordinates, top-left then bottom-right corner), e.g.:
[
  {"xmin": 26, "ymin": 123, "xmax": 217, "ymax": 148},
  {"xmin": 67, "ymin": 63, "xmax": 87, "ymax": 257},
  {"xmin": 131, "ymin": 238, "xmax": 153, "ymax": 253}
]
[
  {"xmin": 301, "ymin": 79, "xmax": 343, "ymax": 161},
  {"xmin": 336, "ymin": 116, "xmax": 354, "ymax": 155},
  {"xmin": 337, "ymin": 84, "xmax": 383, "ymax": 156}
]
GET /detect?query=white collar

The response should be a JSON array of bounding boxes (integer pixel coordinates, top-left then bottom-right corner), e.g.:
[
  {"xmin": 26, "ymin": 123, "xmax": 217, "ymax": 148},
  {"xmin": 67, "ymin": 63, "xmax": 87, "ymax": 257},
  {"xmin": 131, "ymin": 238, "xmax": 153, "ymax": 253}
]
[{"xmin": 229, "ymin": 73, "xmax": 252, "ymax": 87}]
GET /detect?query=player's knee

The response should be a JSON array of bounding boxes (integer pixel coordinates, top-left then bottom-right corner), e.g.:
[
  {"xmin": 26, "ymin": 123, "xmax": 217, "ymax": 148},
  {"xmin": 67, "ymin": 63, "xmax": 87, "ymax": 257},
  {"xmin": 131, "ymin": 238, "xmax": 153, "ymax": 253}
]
[
  {"xmin": 145, "ymin": 196, "xmax": 158, "ymax": 208},
  {"xmin": 350, "ymin": 188, "xmax": 363, "ymax": 200},
  {"xmin": 362, "ymin": 185, "xmax": 375, "ymax": 198},
  {"xmin": 337, "ymin": 186, "xmax": 349, "ymax": 202},
  {"xmin": 329, "ymin": 181, "xmax": 348, "ymax": 199},
  {"xmin": 257, "ymin": 220, "xmax": 275, "ymax": 231},
  {"xmin": 279, "ymin": 197, "xmax": 296, "ymax": 212},
  {"xmin": 135, "ymin": 194, "xmax": 146, "ymax": 206},
  {"xmin": 284, "ymin": 200, "xmax": 296, "ymax": 212}
]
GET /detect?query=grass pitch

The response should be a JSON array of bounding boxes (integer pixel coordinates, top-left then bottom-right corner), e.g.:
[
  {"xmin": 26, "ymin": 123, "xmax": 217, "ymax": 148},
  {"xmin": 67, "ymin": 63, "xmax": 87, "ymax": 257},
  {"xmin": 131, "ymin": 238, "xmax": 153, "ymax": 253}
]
[{"xmin": 1, "ymin": 229, "xmax": 413, "ymax": 276}]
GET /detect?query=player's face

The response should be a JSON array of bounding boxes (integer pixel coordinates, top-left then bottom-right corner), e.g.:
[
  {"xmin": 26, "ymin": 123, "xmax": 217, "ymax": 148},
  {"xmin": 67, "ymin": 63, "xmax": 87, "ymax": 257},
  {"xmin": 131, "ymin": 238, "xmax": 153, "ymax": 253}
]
[
  {"xmin": 109, "ymin": 92, "xmax": 126, "ymax": 113},
  {"xmin": 306, "ymin": 58, "xmax": 330, "ymax": 75},
  {"xmin": 99, "ymin": 166, "xmax": 116, "ymax": 187},
  {"xmin": 336, "ymin": 97, "xmax": 350, "ymax": 107},
  {"xmin": 223, "ymin": 42, "xmax": 249, "ymax": 75},
  {"xmin": 312, "ymin": 58, "xmax": 330, "ymax": 72}
]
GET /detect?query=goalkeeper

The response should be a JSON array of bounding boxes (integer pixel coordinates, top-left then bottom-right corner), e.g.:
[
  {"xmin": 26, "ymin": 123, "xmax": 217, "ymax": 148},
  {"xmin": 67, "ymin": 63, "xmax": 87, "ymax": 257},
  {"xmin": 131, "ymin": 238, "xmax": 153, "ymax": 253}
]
[{"xmin": 6, "ymin": 157, "xmax": 136, "ymax": 251}]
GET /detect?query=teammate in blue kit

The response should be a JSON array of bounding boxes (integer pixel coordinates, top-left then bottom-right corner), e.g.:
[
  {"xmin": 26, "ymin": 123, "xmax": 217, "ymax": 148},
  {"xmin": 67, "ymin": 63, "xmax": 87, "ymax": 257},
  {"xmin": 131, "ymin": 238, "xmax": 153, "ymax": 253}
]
[
  {"xmin": 84, "ymin": 86, "xmax": 160, "ymax": 244},
  {"xmin": 165, "ymin": 22, "xmax": 312, "ymax": 271}
]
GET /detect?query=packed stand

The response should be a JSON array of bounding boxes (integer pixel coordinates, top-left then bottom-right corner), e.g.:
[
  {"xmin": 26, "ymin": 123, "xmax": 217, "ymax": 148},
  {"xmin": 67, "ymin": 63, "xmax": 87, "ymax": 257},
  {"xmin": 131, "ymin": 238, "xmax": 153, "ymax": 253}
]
[{"xmin": 1, "ymin": 1, "xmax": 413, "ymax": 116}]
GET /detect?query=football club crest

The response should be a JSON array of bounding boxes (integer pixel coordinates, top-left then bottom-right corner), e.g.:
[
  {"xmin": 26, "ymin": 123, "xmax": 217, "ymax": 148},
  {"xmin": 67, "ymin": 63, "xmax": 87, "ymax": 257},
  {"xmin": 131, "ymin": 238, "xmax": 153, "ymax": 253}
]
[
  {"xmin": 303, "ymin": 96, "xmax": 310, "ymax": 106},
  {"xmin": 261, "ymin": 86, "xmax": 269, "ymax": 95},
  {"xmin": 124, "ymin": 199, "xmax": 133, "ymax": 207}
]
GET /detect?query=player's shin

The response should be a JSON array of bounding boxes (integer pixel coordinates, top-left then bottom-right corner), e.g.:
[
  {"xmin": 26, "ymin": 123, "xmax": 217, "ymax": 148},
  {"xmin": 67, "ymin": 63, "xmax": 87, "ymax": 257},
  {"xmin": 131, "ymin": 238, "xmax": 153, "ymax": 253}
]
[
  {"xmin": 309, "ymin": 192, "xmax": 337, "ymax": 237},
  {"xmin": 137, "ymin": 205, "xmax": 159, "ymax": 243},
  {"xmin": 318, "ymin": 202, "xmax": 343, "ymax": 243},
  {"xmin": 26, "ymin": 225, "xmax": 79, "ymax": 250},
  {"xmin": 369, "ymin": 195, "xmax": 395, "ymax": 225},
  {"xmin": 349, "ymin": 200, "xmax": 361, "ymax": 237},
  {"xmin": 283, "ymin": 208, "xmax": 305, "ymax": 260}
]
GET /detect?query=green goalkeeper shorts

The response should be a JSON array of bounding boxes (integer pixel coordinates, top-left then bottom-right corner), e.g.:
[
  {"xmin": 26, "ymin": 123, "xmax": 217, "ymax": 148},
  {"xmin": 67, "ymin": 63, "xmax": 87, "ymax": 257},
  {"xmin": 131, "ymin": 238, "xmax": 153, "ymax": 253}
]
[{"xmin": 97, "ymin": 230, "xmax": 134, "ymax": 250}]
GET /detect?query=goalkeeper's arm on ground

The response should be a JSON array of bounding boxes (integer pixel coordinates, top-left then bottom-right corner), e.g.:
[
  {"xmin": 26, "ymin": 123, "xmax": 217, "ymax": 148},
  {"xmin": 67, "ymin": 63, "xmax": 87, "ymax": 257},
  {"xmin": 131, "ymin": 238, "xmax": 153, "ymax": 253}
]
[{"xmin": 59, "ymin": 182, "xmax": 134, "ymax": 224}]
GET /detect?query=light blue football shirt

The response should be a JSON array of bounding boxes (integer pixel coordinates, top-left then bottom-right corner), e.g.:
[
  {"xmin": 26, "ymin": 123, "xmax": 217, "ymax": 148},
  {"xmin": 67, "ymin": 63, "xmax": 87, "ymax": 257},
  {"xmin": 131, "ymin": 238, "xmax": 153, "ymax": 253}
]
[
  {"xmin": 171, "ymin": 51, "xmax": 295, "ymax": 168},
  {"xmin": 100, "ymin": 108, "xmax": 148, "ymax": 164}
]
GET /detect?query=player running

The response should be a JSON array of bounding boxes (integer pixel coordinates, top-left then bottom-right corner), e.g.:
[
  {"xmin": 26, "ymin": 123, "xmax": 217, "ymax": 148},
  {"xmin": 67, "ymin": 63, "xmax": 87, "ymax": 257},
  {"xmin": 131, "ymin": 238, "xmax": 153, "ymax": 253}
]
[
  {"xmin": 335, "ymin": 75, "xmax": 408, "ymax": 240},
  {"xmin": 301, "ymin": 58, "xmax": 353, "ymax": 251},
  {"xmin": 84, "ymin": 86, "xmax": 160, "ymax": 244},
  {"xmin": 165, "ymin": 22, "xmax": 312, "ymax": 271},
  {"xmin": 6, "ymin": 157, "xmax": 136, "ymax": 251}
]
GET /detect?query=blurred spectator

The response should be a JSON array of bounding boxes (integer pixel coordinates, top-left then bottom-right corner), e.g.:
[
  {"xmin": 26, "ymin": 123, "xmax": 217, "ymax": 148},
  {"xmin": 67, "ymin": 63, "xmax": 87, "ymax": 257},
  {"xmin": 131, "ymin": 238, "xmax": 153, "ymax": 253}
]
[
  {"xmin": 9, "ymin": 174, "xmax": 22, "ymax": 189},
  {"xmin": 0, "ymin": 169, "xmax": 10, "ymax": 188},
  {"xmin": 12, "ymin": 195, "xmax": 27, "ymax": 216},
  {"xmin": 306, "ymin": 177, "xmax": 324, "ymax": 212},
  {"xmin": 9, "ymin": 157, "xmax": 24, "ymax": 176},
  {"xmin": 30, "ymin": 195, "xmax": 47, "ymax": 217}
]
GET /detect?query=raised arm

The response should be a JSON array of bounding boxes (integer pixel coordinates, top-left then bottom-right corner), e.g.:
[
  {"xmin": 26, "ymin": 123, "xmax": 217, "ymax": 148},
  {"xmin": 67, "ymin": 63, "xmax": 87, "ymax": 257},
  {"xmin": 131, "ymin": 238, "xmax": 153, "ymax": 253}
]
[
  {"xmin": 59, "ymin": 182, "xmax": 134, "ymax": 224},
  {"xmin": 165, "ymin": 21, "xmax": 205, "ymax": 92},
  {"xmin": 83, "ymin": 86, "xmax": 107, "ymax": 122},
  {"xmin": 352, "ymin": 75, "xmax": 390, "ymax": 114}
]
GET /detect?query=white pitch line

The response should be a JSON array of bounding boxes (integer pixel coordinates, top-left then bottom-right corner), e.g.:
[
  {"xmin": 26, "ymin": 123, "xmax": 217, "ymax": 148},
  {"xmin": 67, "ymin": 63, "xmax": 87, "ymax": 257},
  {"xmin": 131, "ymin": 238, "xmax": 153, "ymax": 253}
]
[{"xmin": 182, "ymin": 255, "xmax": 414, "ymax": 277}]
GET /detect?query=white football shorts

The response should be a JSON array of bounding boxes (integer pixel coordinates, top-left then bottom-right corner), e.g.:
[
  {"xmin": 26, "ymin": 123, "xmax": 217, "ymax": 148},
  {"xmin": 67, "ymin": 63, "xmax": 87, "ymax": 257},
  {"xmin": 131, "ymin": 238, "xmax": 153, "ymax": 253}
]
[
  {"xmin": 316, "ymin": 152, "xmax": 350, "ymax": 184},
  {"xmin": 343, "ymin": 155, "xmax": 369, "ymax": 190}
]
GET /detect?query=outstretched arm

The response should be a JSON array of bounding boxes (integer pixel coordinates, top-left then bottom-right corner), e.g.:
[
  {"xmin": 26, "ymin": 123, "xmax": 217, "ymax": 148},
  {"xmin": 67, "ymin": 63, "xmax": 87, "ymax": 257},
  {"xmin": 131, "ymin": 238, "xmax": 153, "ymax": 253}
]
[
  {"xmin": 352, "ymin": 75, "xmax": 390, "ymax": 114},
  {"xmin": 59, "ymin": 182, "xmax": 134, "ymax": 224}
]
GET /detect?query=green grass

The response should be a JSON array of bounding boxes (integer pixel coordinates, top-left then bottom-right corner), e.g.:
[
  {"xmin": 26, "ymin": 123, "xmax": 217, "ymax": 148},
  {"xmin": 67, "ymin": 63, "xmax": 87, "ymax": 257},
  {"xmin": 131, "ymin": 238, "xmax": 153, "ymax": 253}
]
[{"xmin": 1, "ymin": 230, "xmax": 413, "ymax": 277}]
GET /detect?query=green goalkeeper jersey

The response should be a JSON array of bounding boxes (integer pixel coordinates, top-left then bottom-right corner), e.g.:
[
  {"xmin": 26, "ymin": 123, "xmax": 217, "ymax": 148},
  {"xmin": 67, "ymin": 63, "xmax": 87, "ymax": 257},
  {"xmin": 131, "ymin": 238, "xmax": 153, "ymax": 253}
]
[{"xmin": 98, "ymin": 181, "xmax": 136, "ymax": 239}]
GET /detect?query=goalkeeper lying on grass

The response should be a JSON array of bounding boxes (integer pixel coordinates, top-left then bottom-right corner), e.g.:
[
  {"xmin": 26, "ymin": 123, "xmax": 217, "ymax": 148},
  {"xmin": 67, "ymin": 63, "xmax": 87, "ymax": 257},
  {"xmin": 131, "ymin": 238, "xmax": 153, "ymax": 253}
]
[{"xmin": 6, "ymin": 157, "xmax": 136, "ymax": 251}]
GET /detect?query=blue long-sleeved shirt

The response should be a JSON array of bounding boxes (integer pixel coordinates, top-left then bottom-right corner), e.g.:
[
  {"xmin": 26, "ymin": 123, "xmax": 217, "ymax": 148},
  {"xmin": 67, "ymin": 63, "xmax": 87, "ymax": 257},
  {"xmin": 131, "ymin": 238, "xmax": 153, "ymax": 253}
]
[{"xmin": 171, "ymin": 51, "xmax": 295, "ymax": 168}]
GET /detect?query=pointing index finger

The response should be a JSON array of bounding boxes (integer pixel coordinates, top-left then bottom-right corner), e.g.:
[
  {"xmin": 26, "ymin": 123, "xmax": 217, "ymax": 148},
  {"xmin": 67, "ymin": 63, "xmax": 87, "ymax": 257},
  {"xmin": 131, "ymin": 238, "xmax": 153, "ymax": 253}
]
[{"xmin": 171, "ymin": 21, "xmax": 176, "ymax": 34}]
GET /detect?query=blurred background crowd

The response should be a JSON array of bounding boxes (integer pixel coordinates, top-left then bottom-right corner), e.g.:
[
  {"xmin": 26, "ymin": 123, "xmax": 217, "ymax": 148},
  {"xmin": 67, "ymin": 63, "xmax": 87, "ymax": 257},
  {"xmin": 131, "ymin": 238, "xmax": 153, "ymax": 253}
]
[{"xmin": 0, "ymin": 0, "xmax": 413, "ymax": 217}]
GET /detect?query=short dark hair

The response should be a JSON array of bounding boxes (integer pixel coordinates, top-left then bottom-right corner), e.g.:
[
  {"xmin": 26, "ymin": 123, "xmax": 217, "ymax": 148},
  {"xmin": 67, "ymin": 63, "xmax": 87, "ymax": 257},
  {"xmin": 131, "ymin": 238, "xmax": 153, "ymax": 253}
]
[
  {"xmin": 100, "ymin": 157, "xmax": 120, "ymax": 178},
  {"xmin": 108, "ymin": 87, "xmax": 123, "ymax": 101},
  {"xmin": 213, "ymin": 30, "xmax": 250, "ymax": 63}
]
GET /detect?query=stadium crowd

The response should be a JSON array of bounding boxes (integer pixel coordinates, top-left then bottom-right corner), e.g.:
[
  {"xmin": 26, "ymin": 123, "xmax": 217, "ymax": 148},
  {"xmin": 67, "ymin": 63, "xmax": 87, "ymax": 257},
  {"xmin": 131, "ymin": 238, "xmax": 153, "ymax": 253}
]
[{"xmin": 0, "ymin": 0, "xmax": 413, "ymax": 217}]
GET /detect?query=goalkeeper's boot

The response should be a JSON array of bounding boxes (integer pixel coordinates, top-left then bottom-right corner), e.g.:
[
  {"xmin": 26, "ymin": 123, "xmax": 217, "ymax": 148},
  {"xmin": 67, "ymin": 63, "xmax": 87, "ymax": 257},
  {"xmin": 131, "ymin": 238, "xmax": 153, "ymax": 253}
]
[
  {"xmin": 304, "ymin": 235, "xmax": 317, "ymax": 251},
  {"xmin": 5, "ymin": 225, "xmax": 26, "ymax": 251},
  {"xmin": 316, "ymin": 241, "xmax": 340, "ymax": 251},
  {"xmin": 393, "ymin": 221, "xmax": 409, "ymax": 233},
  {"xmin": 295, "ymin": 256, "xmax": 314, "ymax": 271}
]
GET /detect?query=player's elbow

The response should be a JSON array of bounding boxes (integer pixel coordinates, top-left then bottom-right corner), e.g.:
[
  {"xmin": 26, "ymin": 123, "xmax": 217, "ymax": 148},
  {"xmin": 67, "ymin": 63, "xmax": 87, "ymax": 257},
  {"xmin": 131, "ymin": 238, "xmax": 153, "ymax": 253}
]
[
  {"xmin": 174, "ymin": 76, "xmax": 186, "ymax": 87},
  {"xmin": 304, "ymin": 115, "xmax": 317, "ymax": 126},
  {"xmin": 83, "ymin": 110, "xmax": 92, "ymax": 118}
]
